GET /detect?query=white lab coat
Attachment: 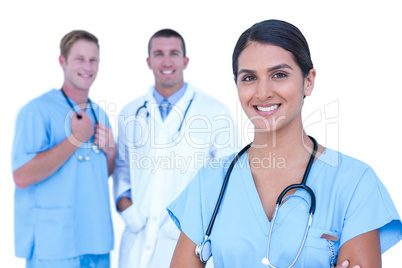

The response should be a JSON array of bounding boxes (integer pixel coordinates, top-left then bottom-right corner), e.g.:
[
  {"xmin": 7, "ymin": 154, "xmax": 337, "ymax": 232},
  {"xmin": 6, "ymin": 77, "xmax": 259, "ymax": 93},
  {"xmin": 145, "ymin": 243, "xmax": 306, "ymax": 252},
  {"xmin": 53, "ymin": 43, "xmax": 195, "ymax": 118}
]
[{"xmin": 113, "ymin": 83, "xmax": 239, "ymax": 268}]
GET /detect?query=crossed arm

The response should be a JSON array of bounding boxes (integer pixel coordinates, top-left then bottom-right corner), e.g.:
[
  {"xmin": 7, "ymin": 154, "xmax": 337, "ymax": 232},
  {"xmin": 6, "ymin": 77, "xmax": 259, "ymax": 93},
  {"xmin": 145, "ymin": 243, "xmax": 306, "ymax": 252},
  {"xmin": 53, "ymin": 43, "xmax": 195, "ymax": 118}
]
[
  {"xmin": 170, "ymin": 229, "xmax": 381, "ymax": 268},
  {"xmin": 336, "ymin": 229, "xmax": 381, "ymax": 268}
]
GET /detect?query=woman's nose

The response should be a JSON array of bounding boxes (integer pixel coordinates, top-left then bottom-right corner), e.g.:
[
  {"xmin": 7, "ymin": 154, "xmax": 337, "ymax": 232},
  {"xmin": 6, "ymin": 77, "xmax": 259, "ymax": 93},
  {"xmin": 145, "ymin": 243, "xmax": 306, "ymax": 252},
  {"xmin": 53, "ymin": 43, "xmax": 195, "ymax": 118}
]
[{"xmin": 256, "ymin": 79, "xmax": 274, "ymax": 100}]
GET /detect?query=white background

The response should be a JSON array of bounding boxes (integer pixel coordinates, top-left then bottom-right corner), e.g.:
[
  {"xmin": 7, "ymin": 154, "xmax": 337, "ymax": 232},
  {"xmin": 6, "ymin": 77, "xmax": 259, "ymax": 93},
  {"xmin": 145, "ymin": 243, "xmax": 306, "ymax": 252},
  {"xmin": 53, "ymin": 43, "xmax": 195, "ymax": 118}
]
[{"xmin": 1, "ymin": 0, "xmax": 401, "ymax": 267}]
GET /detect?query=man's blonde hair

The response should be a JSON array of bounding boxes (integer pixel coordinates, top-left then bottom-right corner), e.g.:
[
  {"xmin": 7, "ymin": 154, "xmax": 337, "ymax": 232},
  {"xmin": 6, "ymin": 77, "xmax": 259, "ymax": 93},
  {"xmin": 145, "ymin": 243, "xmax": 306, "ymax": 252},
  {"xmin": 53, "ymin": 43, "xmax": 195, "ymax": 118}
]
[{"xmin": 60, "ymin": 30, "xmax": 99, "ymax": 60}]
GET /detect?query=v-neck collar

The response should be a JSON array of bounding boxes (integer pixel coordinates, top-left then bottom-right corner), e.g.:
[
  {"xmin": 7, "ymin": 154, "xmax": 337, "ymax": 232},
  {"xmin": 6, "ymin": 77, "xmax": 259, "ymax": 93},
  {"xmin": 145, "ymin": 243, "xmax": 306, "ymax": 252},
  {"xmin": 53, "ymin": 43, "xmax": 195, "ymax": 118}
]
[
  {"xmin": 60, "ymin": 89, "xmax": 98, "ymax": 123},
  {"xmin": 239, "ymin": 151, "xmax": 324, "ymax": 236}
]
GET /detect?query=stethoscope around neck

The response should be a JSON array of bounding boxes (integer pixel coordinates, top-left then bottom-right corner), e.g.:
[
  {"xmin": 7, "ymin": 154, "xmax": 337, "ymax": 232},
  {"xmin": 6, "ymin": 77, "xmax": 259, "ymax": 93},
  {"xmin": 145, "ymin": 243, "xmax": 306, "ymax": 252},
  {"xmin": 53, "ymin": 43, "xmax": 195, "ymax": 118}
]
[
  {"xmin": 195, "ymin": 136, "xmax": 318, "ymax": 268},
  {"xmin": 61, "ymin": 88, "xmax": 101, "ymax": 161},
  {"xmin": 133, "ymin": 93, "xmax": 195, "ymax": 145}
]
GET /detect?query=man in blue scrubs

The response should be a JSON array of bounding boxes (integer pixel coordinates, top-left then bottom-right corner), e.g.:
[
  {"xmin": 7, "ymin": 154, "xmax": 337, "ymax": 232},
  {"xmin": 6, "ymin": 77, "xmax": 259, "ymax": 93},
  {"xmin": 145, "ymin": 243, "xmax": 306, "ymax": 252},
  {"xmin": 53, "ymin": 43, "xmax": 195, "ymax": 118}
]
[{"xmin": 11, "ymin": 30, "xmax": 115, "ymax": 267}]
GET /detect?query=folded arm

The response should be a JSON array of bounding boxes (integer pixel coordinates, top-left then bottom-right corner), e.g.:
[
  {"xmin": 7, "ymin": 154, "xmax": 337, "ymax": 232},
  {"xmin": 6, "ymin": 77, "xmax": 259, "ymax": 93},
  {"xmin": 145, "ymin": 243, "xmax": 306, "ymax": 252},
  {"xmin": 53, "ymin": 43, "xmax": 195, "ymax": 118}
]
[
  {"xmin": 169, "ymin": 229, "xmax": 372, "ymax": 268},
  {"xmin": 336, "ymin": 229, "xmax": 381, "ymax": 268},
  {"xmin": 170, "ymin": 231, "xmax": 205, "ymax": 268}
]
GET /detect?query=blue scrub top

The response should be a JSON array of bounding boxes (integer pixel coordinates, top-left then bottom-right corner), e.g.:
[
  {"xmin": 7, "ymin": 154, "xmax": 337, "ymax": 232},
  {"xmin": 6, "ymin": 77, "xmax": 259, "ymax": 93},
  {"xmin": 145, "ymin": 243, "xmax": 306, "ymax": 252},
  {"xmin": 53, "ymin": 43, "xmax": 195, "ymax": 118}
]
[
  {"xmin": 167, "ymin": 148, "xmax": 402, "ymax": 267},
  {"xmin": 12, "ymin": 89, "xmax": 114, "ymax": 260}
]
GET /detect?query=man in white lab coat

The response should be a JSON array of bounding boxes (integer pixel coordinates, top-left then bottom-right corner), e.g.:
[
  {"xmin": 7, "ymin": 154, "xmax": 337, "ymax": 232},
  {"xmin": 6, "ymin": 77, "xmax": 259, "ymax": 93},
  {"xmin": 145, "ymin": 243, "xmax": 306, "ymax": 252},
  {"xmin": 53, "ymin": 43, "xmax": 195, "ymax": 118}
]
[{"xmin": 113, "ymin": 29, "xmax": 239, "ymax": 268}]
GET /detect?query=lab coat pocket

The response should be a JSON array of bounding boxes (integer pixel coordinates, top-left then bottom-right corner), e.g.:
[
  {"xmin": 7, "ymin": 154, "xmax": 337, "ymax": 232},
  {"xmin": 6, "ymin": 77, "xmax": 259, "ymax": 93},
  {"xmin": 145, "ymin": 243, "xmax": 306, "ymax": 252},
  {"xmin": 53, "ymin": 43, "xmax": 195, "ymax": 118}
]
[
  {"xmin": 302, "ymin": 227, "xmax": 340, "ymax": 267},
  {"xmin": 120, "ymin": 204, "xmax": 148, "ymax": 234},
  {"xmin": 34, "ymin": 207, "xmax": 75, "ymax": 259}
]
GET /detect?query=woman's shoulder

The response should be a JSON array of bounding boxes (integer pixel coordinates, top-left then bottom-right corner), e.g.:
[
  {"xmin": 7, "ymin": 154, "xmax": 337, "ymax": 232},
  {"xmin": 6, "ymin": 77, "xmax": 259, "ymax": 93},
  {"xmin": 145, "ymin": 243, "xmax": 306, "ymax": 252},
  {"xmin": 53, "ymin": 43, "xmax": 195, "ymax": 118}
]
[
  {"xmin": 316, "ymin": 147, "xmax": 379, "ymax": 189},
  {"xmin": 318, "ymin": 147, "xmax": 373, "ymax": 172}
]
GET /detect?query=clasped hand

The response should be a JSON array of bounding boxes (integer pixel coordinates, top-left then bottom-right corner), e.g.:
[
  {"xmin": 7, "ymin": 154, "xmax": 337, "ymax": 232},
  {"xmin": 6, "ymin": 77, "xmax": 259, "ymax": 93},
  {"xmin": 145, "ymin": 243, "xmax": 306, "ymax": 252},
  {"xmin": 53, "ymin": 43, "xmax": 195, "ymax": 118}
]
[{"xmin": 70, "ymin": 112, "xmax": 115, "ymax": 156}]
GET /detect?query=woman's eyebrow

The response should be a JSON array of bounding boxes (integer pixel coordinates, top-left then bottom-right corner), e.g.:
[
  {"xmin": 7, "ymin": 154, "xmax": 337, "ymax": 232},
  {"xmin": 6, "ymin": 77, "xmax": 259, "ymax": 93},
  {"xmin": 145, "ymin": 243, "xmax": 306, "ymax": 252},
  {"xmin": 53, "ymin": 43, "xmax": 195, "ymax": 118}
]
[
  {"xmin": 268, "ymin": 64, "xmax": 293, "ymax": 72},
  {"xmin": 238, "ymin": 64, "xmax": 293, "ymax": 76},
  {"xmin": 237, "ymin": 69, "xmax": 256, "ymax": 76}
]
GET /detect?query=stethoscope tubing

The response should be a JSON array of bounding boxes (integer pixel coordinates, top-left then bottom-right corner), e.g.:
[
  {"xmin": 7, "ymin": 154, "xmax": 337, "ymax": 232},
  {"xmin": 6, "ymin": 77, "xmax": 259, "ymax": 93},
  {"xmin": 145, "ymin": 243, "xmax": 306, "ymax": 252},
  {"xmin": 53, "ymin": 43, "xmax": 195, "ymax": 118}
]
[
  {"xmin": 134, "ymin": 93, "xmax": 195, "ymax": 140},
  {"xmin": 265, "ymin": 136, "xmax": 317, "ymax": 267},
  {"xmin": 205, "ymin": 136, "xmax": 317, "ymax": 236},
  {"xmin": 61, "ymin": 88, "xmax": 98, "ymax": 123},
  {"xmin": 277, "ymin": 184, "xmax": 316, "ymax": 214},
  {"xmin": 276, "ymin": 136, "xmax": 317, "ymax": 213},
  {"xmin": 135, "ymin": 100, "xmax": 149, "ymax": 118},
  {"xmin": 60, "ymin": 88, "xmax": 101, "ymax": 160},
  {"xmin": 205, "ymin": 142, "xmax": 252, "ymax": 237},
  {"xmin": 197, "ymin": 136, "xmax": 318, "ymax": 264}
]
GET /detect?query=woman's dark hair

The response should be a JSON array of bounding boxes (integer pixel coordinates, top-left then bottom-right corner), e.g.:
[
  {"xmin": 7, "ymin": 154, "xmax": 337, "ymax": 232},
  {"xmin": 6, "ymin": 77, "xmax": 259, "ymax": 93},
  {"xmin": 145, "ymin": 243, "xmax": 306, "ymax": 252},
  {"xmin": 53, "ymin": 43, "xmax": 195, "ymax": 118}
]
[{"xmin": 232, "ymin": 19, "xmax": 313, "ymax": 81}]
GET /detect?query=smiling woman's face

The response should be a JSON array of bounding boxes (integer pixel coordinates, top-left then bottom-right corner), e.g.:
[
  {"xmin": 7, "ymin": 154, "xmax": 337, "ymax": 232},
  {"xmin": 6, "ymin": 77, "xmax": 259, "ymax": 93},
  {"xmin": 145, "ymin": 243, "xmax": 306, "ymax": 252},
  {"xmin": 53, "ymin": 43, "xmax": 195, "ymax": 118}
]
[{"xmin": 236, "ymin": 42, "xmax": 315, "ymax": 134}]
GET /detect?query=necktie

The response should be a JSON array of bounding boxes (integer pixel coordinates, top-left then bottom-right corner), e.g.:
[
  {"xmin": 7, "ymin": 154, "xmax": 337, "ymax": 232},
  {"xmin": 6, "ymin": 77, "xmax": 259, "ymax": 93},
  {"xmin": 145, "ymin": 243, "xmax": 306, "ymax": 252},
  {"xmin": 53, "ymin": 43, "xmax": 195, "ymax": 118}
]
[{"xmin": 159, "ymin": 99, "xmax": 171, "ymax": 121}]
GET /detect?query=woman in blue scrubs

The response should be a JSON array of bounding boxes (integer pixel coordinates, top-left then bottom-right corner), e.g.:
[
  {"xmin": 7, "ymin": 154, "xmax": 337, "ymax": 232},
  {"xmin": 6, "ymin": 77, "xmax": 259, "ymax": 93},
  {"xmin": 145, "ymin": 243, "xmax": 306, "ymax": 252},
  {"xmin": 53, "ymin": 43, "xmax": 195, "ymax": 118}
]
[{"xmin": 167, "ymin": 20, "xmax": 402, "ymax": 268}]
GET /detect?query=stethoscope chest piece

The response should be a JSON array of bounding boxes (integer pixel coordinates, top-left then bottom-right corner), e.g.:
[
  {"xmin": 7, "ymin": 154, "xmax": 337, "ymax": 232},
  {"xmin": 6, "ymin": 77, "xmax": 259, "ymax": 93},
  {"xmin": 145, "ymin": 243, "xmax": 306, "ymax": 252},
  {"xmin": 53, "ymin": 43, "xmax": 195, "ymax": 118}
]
[{"xmin": 196, "ymin": 236, "xmax": 212, "ymax": 262}]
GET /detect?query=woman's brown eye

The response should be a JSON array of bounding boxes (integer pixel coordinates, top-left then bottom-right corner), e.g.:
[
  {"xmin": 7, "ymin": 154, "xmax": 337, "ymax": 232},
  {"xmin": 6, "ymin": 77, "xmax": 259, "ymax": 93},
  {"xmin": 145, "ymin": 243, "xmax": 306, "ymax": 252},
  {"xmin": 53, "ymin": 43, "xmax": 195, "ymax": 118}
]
[
  {"xmin": 273, "ymin": 72, "xmax": 287, "ymax": 79},
  {"xmin": 243, "ymin": 75, "xmax": 256, "ymax": 81}
]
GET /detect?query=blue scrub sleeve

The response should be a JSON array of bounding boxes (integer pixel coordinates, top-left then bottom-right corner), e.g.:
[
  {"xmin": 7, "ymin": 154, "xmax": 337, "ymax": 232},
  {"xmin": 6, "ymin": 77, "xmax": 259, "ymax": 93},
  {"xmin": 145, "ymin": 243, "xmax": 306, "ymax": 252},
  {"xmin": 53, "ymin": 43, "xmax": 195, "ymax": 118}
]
[
  {"xmin": 167, "ymin": 171, "xmax": 206, "ymax": 246},
  {"xmin": 341, "ymin": 167, "xmax": 402, "ymax": 252},
  {"xmin": 116, "ymin": 189, "xmax": 131, "ymax": 208},
  {"xmin": 12, "ymin": 105, "xmax": 49, "ymax": 171}
]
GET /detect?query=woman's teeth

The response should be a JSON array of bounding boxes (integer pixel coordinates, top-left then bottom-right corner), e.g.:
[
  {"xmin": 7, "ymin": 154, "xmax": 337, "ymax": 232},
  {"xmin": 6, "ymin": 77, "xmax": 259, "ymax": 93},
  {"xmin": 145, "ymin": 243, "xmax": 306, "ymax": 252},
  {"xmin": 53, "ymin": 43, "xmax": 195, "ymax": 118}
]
[{"xmin": 256, "ymin": 104, "xmax": 279, "ymax": 112}]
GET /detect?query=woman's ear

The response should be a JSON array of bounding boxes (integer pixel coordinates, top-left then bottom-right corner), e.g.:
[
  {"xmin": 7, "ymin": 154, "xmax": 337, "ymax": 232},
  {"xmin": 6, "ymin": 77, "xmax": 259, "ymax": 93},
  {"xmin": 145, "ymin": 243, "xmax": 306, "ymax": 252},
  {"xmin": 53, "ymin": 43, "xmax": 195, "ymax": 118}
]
[{"xmin": 304, "ymin": 68, "xmax": 316, "ymax": 97}]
